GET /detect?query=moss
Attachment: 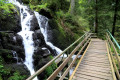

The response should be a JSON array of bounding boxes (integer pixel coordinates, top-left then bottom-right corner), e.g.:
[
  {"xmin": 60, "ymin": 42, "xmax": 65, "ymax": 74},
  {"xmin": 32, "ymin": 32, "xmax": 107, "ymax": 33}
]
[
  {"xmin": 0, "ymin": 32, "xmax": 9, "ymax": 37},
  {"xmin": 44, "ymin": 55, "xmax": 57, "ymax": 79},
  {"xmin": 30, "ymin": 3, "xmax": 48, "ymax": 11},
  {"xmin": 45, "ymin": 66, "xmax": 53, "ymax": 77},
  {"xmin": 0, "ymin": 56, "xmax": 11, "ymax": 80},
  {"xmin": 0, "ymin": 49, "xmax": 11, "ymax": 54},
  {"xmin": 0, "ymin": 2, "xmax": 17, "ymax": 15},
  {"xmin": 8, "ymin": 71, "xmax": 26, "ymax": 80}
]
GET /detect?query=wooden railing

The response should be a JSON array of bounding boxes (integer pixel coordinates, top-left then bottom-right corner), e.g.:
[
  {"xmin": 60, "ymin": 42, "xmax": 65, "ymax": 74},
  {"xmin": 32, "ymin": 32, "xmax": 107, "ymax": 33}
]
[
  {"xmin": 106, "ymin": 31, "xmax": 120, "ymax": 80},
  {"xmin": 107, "ymin": 30, "xmax": 120, "ymax": 50},
  {"xmin": 26, "ymin": 31, "xmax": 91, "ymax": 80}
]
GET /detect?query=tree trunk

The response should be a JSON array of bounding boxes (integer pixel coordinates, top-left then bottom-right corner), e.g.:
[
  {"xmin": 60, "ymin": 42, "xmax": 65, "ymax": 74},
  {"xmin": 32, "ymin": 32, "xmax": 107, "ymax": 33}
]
[
  {"xmin": 95, "ymin": 0, "xmax": 98, "ymax": 33},
  {"xmin": 69, "ymin": 0, "xmax": 75, "ymax": 14},
  {"xmin": 112, "ymin": 0, "xmax": 118, "ymax": 36}
]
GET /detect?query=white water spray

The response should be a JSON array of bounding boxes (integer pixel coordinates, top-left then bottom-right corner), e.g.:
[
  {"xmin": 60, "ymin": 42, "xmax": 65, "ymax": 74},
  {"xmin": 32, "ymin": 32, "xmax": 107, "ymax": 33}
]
[
  {"xmin": 9, "ymin": 0, "xmax": 63, "ymax": 79},
  {"xmin": 9, "ymin": 0, "xmax": 37, "ymax": 80},
  {"xmin": 34, "ymin": 12, "xmax": 62, "ymax": 54}
]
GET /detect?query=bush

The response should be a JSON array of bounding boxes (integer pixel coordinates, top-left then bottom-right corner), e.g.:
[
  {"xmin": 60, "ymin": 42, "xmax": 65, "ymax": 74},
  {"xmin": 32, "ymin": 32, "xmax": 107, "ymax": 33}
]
[
  {"xmin": 8, "ymin": 71, "xmax": 26, "ymax": 80},
  {"xmin": 44, "ymin": 55, "xmax": 57, "ymax": 78}
]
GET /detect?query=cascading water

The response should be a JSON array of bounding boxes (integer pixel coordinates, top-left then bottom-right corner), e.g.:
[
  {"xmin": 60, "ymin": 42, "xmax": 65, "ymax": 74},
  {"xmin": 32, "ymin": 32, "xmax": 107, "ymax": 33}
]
[
  {"xmin": 9, "ymin": 0, "xmax": 63, "ymax": 80},
  {"xmin": 9, "ymin": 0, "xmax": 38, "ymax": 80},
  {"xmin": 34, "ymin": 12, "xmax": 62, "ymax": 54}
]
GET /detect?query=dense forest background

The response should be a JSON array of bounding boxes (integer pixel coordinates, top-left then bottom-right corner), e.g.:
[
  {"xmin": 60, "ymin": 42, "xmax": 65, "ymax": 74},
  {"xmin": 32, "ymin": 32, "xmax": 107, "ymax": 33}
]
[{"xmin": 0, "ymin": 0, "xmax": 120, "ymax": 80}]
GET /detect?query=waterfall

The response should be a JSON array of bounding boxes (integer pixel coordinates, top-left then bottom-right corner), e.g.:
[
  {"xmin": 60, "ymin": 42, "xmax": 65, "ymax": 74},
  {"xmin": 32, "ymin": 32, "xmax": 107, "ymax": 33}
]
[
  {"xmin": 34, "ymin": 12, "xmax": 62, "ymax": 54},
  {"xmin": 9, "ymin": 0, "xmax": 62, "ymax": 80},
  {"xmin": 9, "ymin": 0, "xmax": 38, "ymax": 80}
]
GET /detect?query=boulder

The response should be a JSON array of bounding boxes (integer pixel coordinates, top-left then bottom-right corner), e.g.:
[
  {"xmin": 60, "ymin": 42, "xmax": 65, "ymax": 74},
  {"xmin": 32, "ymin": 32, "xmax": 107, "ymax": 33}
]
[
  {"xmin": 33, "ymin": 30, "xmax": 46, "ymax": 47},
  {"xmin": 4, "ymin": 63, "xmax": 30, "ymax": 79},
  {"xmin": 30, "ymin": 15, "xmax": 40, "ymax": 31},
  {"xmin": 15, "ymin": 34, "xmax": 23, "ymax": 46}
]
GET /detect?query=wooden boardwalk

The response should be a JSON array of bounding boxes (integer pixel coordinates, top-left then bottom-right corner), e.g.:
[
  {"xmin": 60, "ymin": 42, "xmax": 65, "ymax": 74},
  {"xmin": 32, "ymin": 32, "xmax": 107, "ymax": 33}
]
[
  {"xmin": 27, "ymin": 32, "xmax": 120, "ymax": 80},
  {"xmin": 72, "ymin": 39, "xmax": 113, "ymax": 80}
]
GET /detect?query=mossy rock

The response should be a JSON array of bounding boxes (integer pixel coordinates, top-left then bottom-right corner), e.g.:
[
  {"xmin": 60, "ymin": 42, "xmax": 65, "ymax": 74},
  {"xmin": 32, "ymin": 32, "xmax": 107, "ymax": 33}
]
[
  {"xmin": 0, "ymin": 49, "xmax": 11, "ymax": 54},
  {"xmin": 0, "ymin": 49, "xmax": 15, "ymax": 63},
  {"xmin": 4, "ymin": 64, "xmax": 30, "ymax": 80},
  {"xmin": 0, "ymin": 32, "xmax": 9, "ymax": 37},
  {"xmin": 0, "ymin": 5, "xmax": 21, "ymax": 33}
]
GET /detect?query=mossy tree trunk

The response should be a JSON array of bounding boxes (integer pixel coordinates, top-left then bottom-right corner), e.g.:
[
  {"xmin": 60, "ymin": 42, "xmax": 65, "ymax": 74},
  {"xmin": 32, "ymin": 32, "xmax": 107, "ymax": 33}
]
[
  {"xmin": 112, "ymin": 0, "xmax": 119, "ymax": 36},
  {"xmin": 69, "ymin": 0, "xmax": 75, "ymax": 14}
]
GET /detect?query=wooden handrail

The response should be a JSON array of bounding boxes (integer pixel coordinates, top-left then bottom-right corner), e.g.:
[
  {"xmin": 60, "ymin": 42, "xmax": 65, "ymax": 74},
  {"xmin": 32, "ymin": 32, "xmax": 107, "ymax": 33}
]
[
  {"xmin": 26, "ymin": 31, "xmax": 90, "ymax": 80},
  {"xmin": 106, "ymin": 33, "xmax": 120, "ymax": 68},
  {"xmin": 47, "ymin": 34, "xmax": 91, "ymax": 80},
  {"xmin": 69, "ymin": 38, "xmax": 91, "ymax": 80},
  {"xmin": 106, "ymin": 33, "xmax": 120, "ymax": 79},
  {"xmin": 107, "ymin": 30, "xmax": 120, "ymax": 49},
  {"xmin": 59, "ymin": 38, "xmax": 90, "ymax": 80},
  {"xmin": 106, "ymin": 41, "xmax": 117, "ymax": 80},
  {"xmin": 107, "ymin": 41, "xmax": 120, "ymax": 80}
]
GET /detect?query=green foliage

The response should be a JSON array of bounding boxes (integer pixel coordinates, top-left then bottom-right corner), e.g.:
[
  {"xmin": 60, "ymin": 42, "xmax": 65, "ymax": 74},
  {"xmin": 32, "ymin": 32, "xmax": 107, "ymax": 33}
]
[
  {"xmin": 0, "ymin": 1, "xmax": 16, "ymax": 14},
  {"xmin": 0, "ymin": 56, "xmax": 10, "ymax": 78},
  {"xmin": 44, "ymin": 66, "xmax": 53, "ymax": 77},
  {"xmin": 44, "ymin": 55, "xmax": 57, "ymax": 78},
  {"xmin": 35, "ymin": 0, "xmax": 70, "ymax": 12},
  {"xmin": 0, "ymin": 0, "xmax": 17, "ymax": 20},
  {"xmin": 30, "ymin": 3, "xmax": 48, "ymax": 11},
  {"xmin": 0, "ymin": 0, "xmax": 5, "ymax": 6},
  {"xmin": 8, "ymin": 71, "xmax": 26, "ymax": 80}
]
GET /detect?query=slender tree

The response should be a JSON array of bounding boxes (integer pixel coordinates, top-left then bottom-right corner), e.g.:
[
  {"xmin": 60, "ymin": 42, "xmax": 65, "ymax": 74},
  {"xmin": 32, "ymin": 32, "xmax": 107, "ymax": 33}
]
[
  {"xmin": 69, "ymin": 0, "xmax": 75, "ymax": 14},
  {"xmin": 112, "ymin": 0, "xmax": 119, "ymax": 36},
  {"xmin": 95, "ymin": 0, "xmax": 98, "ymax": 33}
]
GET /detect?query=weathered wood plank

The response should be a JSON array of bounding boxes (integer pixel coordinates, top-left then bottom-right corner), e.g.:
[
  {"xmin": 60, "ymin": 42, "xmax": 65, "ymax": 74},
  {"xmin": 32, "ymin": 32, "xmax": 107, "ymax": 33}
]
[
  {"xmin": 76, "ymin": 69, "xmax": 112, "ymax": 77},
  {"xmin": 70, "ymin": 38, "xmax": 114, "ymax": 80},
  {"xmin": 80, "ymin": 63, "xmax": 110, "ymax": 68},
  {"xmin": 75, "ymin": 71, "xmax": 113, "ymax": 80},
  {"xmin": 73, "ymin": 74, "xmax": 110, "ymax": 80}
]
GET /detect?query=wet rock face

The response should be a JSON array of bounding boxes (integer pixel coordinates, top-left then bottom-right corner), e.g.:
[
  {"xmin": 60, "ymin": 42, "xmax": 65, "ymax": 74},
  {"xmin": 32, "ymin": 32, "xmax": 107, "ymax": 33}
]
[
  {"xmin": 30, "ymin": 15, "xmax": 40, "ymax": 31},
  {"xmin": 33, "ymin": 30, "xmax": 46, "ymax": 47},
  {"xmin": 15, "ymin": 34, "xmax": 23, "ymax": 46},
  {"xmin": 0, "ymin": 32, "xmax": 25, "ymax": 61}
]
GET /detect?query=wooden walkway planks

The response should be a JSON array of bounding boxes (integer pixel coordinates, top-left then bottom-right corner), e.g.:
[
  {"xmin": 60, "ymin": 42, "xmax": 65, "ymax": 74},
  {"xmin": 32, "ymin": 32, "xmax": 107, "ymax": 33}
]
[{"xmin": 72, "ymin": 39, "xmax": 113, "ymax": 80}]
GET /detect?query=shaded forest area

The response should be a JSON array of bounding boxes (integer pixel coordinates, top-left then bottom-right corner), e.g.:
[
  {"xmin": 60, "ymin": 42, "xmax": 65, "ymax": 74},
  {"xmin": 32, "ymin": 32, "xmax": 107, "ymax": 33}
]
[{"xmin": 0, "ymin": 0, "xmax": 120, "ymax": 80}]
